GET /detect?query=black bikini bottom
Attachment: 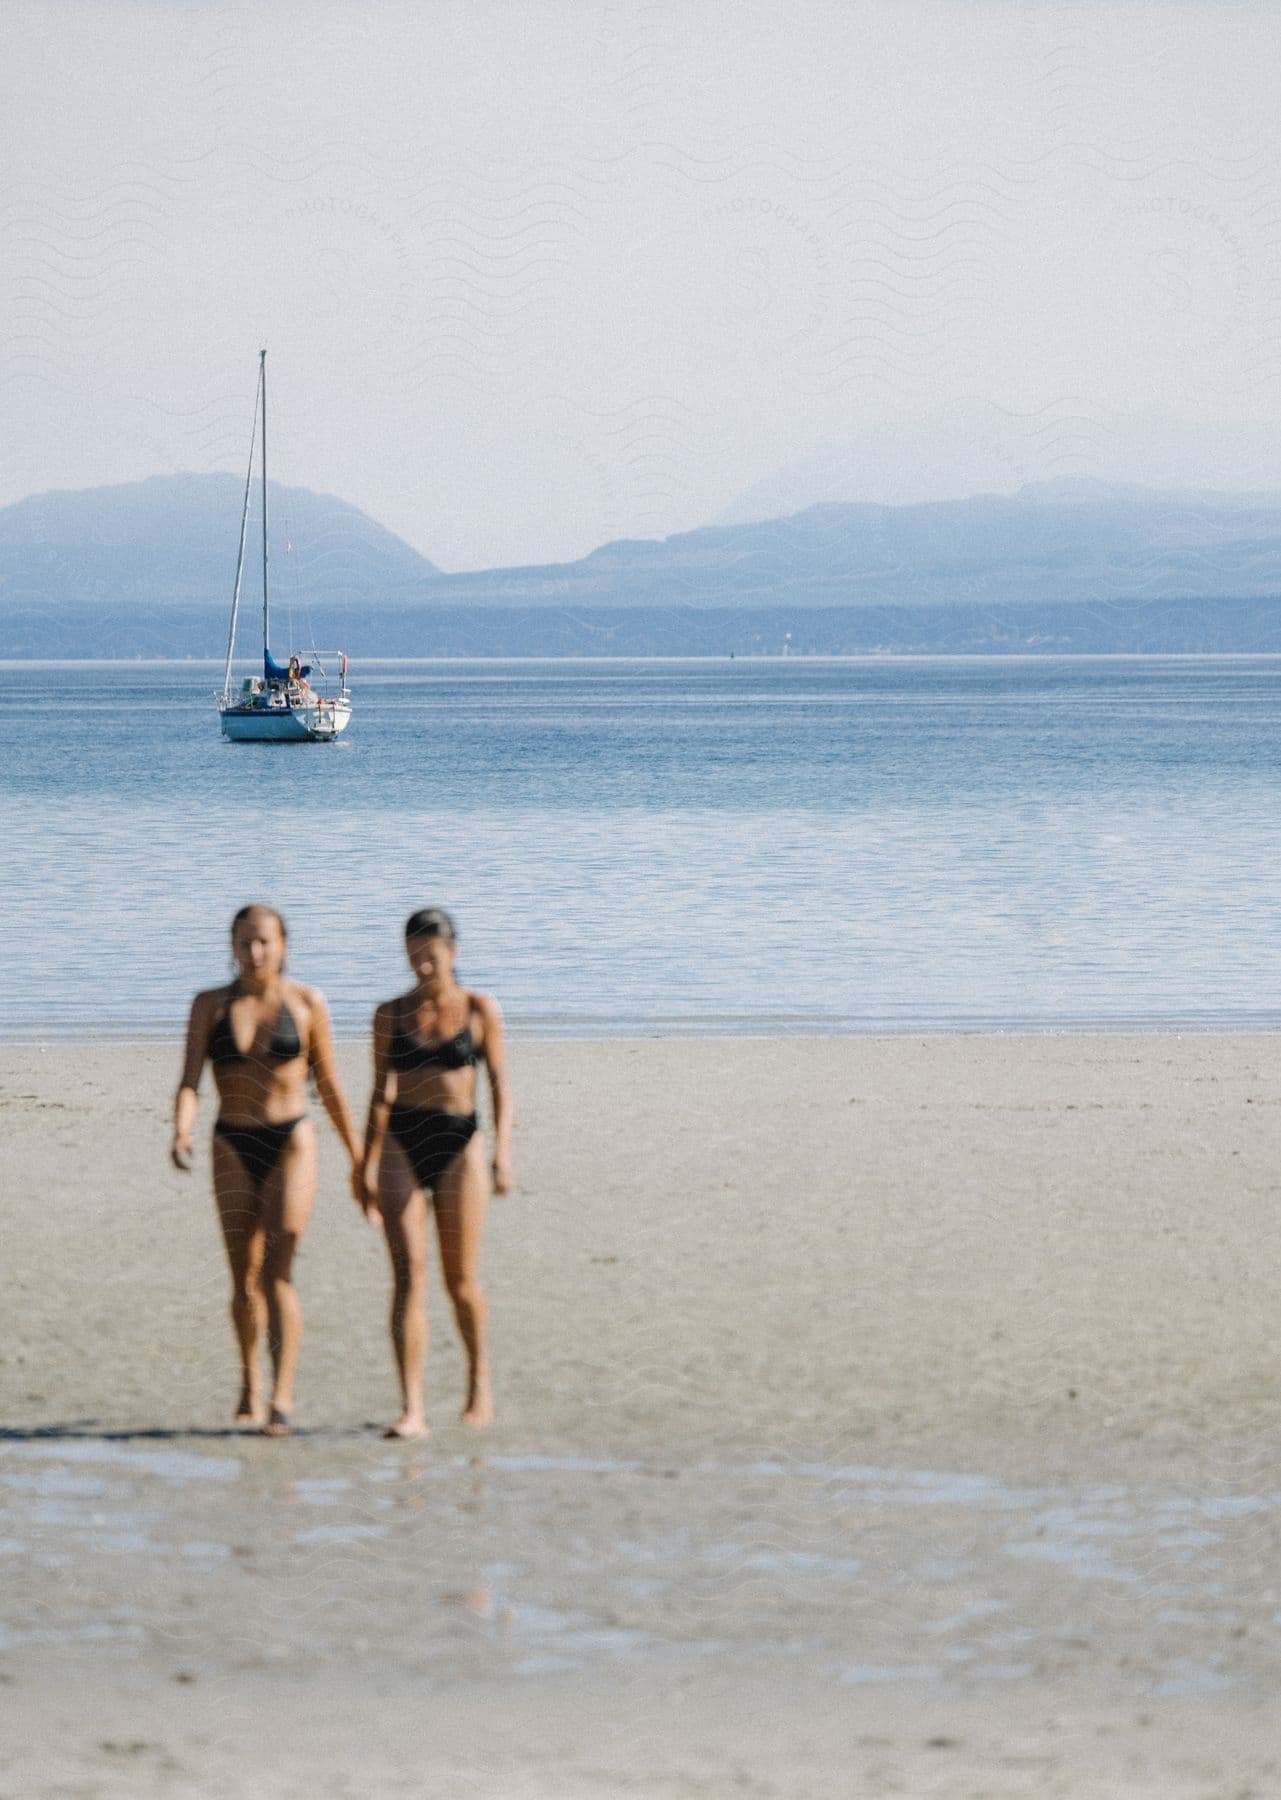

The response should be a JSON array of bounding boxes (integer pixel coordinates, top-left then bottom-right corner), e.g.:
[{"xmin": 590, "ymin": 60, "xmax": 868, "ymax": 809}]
[
  {"xmin": 213, "ymin": 1116, "xmax": 307, "ymax": 1190},
  {"xmin": 388, "ymin": 1105, "xmax": 478, "ymax": 1193}
]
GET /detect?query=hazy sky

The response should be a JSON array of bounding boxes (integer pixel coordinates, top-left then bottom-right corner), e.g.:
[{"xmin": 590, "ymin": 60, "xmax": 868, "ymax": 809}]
[{"xmin": 5, "ymin": 0, "xmax": 1281, "ymax": 568}]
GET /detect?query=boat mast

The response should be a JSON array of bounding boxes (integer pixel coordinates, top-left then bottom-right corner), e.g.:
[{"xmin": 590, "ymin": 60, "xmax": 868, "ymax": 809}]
[
  {"xmin": 220, "ymin": 355, "xmax": 263, "ymax": 704},
  {"xmin": 260, "ymin": 347, "xmax": 270, "ymax": 665}
]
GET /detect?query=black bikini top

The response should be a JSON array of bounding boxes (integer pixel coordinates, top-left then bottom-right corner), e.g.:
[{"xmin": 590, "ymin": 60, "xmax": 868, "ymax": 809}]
[
  {"xmin": 209, "ymin": 988, "xmax": 304, "ymax": 1066},
  {"xmin": 389, "ymin": 1001, "xmax": 478, "ymax": 1074}
]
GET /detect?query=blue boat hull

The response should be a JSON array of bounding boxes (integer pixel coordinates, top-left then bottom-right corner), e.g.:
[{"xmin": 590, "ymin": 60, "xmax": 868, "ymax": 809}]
[{"xmin": 218, "ymin": 697, "xmax": 351, "ymax": 742}]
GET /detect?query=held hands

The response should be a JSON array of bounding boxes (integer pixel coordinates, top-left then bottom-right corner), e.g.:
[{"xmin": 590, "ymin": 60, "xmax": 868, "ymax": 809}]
[{"xmin": 353, "ymin": 1160, "xmax": 382, "ymax": 1226}]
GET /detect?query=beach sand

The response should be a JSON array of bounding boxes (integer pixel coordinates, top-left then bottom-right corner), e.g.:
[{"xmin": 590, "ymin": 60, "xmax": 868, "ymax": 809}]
[{"xmin": 2, "ymin": 1035, "xmax": 1280, "ymax": 1796}]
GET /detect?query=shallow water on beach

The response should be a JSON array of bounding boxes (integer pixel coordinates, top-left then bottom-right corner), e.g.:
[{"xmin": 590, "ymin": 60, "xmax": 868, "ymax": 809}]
[
  {"xmin": 3, "ymin": 655, "xmax": 1281, "ymax": 1036},
  {"xmin": 2, "ymin": 1432, "xmax": 1278, "ymax": 1700}
]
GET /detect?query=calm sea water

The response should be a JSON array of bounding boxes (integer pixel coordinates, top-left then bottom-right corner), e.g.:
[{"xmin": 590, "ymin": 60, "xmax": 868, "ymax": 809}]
[{"xmin": 3, "ymin": 657, "xmax": 1280, "ymax": 1037}]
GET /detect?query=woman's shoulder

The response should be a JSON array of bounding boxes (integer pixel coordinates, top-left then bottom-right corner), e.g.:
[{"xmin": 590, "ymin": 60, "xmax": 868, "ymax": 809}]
[
  {"xmin": 190, "ymin": 981, "xmax": 234, "ymax": 1015},
  {"xmin": 464, "ymin": 989, "xmax": 503, "ymax": 1029}
]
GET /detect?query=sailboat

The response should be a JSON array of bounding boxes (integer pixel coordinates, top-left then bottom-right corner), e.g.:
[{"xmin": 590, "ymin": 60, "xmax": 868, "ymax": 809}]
[{"xmin": 217, "ymin": 349, "xmax": 353, "ymax": 742}]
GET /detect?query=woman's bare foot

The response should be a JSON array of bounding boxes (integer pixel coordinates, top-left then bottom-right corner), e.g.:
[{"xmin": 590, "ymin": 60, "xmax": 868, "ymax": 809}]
[
  {"xmin": 461, "ymin": 1376, "xmax": 494, "ymax": 1428},
  {"xmin": 261, "ymin": 1405, "xmax": 291, "ymax": 1438},
  {"xmin": 382, "ymin": 1413, "xmax": 429, "ymax": 1441},
  {"xmin": 234, "ymin": 1382, "xmax": 264, "ymax": 1427}
]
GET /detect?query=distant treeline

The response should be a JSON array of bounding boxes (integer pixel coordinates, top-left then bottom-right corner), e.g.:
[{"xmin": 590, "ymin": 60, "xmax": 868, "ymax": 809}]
[{"xmin": 5, "ymin": 599, "xmax": 1281, "ymax": 659}]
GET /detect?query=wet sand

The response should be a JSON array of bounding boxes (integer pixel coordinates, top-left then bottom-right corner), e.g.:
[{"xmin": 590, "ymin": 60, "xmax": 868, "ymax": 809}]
[{"xmin": 2, "ymin": 1036, "xmax": 1280, "ymax": 1796}]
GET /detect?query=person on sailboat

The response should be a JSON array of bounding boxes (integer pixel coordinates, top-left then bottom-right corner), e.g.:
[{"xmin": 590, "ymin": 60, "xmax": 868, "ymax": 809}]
[
  {"xmin": 359, "ymin": 908, "xmax": 513, "ymax": 1437},
  {"xmin": 171, "ymin": 904, "xmax": 369, "ymax": 1436}
]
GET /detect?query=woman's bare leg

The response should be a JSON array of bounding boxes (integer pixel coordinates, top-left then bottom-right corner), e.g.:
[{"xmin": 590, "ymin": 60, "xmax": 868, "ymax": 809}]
[
  {"xmin": 434, "ymin": 1134, "xmax": 493, "ymax": 1427},
  {"xmin": 379, "ymin": 1134, "xmax": 430, "ymax": 1437},
  {"xmin": 257, "ymin": 1122, "xmax": 317, "ymax": 1432},
  {"xmin": 212, "ymin": 1138, "xmax": 267, "ymax": 1425}
]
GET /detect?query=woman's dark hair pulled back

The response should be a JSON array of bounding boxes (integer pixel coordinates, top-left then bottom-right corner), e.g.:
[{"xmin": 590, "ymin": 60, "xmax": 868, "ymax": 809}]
[{"xmin": 405, "ymin": 907, "xmax": 457, "ymax": 944}]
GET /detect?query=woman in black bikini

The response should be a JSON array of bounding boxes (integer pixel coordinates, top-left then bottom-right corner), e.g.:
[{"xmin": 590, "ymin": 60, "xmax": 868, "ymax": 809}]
[
  {"xmin": 360, "ymin": 908, "xmax": 512, "ymax": 1437},
  {"xmin": 172, "ymin": 903, "xmax": 366, "ymax": 1435}
]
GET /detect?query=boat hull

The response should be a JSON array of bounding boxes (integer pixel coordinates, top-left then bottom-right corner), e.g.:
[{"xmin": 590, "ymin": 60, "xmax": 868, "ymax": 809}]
[{"xmin": 219, "ymin": 698, "xmax": 352, "ymax": 742}]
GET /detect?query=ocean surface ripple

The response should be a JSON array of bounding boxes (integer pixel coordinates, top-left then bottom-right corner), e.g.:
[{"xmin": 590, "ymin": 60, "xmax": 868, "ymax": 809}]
[{"xmin": 2, "ymin": 656, "xmax": 1278, "ymax": 1037}]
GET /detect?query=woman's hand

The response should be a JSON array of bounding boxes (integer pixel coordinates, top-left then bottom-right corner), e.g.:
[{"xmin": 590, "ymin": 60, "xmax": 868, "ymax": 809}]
[
  {"xmin": 354, "ymin": 1162, "xmax": 382, "ymax": 1226},
  {"xmin": 171, "ymin": 1135, "xmax": 193, "ymax": 1173},
  {"xmin": 491, "ymin": 1151, "xmax": 513, "ymax": 1196}
]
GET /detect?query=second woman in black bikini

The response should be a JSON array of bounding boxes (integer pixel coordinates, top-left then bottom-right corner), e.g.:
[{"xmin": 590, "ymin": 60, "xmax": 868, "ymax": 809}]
[
  {"xmin": 360, "ymin": 908, "xmax": 512, "ymax": 1436},
  {"xmin": 172, "ymin": 904, "xmax": 366, "ymax": 1435}
]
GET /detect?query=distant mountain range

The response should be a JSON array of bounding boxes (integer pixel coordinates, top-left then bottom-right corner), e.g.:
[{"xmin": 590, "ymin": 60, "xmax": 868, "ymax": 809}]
[
  {"xmin": 0, "ymin": 472, "xmax": 436, "ymax": 610},
  {"xmin": 5, "ymin": 472, "xmax": 1281, "ymax": 656},
  {"xmin": 419, "ymin": 477, "xmax": 1281, "ymax": 609}
]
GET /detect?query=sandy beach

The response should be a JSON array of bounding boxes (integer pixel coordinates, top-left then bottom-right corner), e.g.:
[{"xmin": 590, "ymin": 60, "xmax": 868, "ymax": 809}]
[{"xmin": 2, "ymin": 1034, "xmax": 1280, "ymax": 1796}]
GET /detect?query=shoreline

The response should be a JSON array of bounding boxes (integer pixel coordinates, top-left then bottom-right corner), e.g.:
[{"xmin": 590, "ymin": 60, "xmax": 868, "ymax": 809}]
[
  {"xmin": 5, "ymin": 1015, "xmax": 1281, "ymax": 1045},
  {"xmin": 7, "ymin": 650, "xmax": 1281, "ymax": 664}
]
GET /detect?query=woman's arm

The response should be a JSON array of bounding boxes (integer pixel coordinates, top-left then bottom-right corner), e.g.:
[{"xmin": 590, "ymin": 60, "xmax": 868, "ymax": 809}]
[
  {"xmin": 306, "ymin": 990, "xmax": 365, "ymax": 1200},
  {"xmin": 172, "ymin": 990, "xmax": 214, "ymax": 1170},
  {"xmin": 476, "ymin": 993, "xmax": 513, "ymax": 1194},
  {"xmin": 359, "ymin": 1003, "xmax": 397, "ymax": 1219}
]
